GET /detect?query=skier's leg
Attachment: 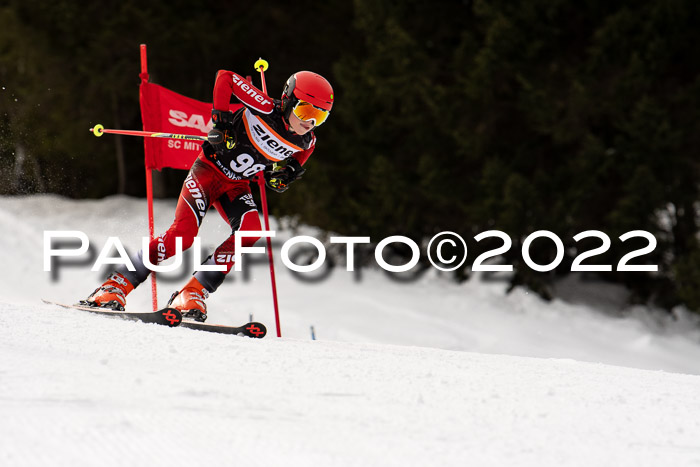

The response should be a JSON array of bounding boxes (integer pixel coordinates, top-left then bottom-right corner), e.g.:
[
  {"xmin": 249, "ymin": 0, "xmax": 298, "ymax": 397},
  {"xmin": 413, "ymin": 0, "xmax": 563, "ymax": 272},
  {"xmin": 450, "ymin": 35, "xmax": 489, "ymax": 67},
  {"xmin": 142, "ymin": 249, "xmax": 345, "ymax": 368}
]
[
  {"xmin": 86, "ymin": 159, "xmax": 218, "ymax": 308},
  {"xmin": 123, "ymin": 159, "xmax": 218, "ymax": 286},
  {"xmin": 169, "ymin": 186, "xmax": 262, "ymax": 319},
  {"xmin": 196, "ymin": 187, "xmax": 262, "ymax": 292}
]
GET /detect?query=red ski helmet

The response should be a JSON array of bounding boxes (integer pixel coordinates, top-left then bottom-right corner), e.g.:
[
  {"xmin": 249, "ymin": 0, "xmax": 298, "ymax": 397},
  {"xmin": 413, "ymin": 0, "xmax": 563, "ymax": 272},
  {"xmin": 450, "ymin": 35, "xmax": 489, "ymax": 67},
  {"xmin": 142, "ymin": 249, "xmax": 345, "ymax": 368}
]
[{"xmin": 282, "ymin": 71, "xmax": 334, "ymax": 126}]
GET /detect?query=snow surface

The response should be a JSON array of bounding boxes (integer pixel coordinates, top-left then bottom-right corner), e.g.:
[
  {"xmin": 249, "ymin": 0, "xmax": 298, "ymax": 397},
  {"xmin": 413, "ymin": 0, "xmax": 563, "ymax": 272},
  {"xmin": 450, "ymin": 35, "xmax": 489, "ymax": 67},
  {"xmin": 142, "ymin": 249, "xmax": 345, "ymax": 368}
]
[{"xmin": 2, "ymin": 194, "xmax": 700, "ymax": 466}]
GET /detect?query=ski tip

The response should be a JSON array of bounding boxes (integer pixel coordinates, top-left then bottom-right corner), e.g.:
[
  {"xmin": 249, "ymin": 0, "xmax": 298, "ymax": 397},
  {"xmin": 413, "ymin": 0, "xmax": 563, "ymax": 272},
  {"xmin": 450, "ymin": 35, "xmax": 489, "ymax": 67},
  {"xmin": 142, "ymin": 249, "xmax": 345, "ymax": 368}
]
[{"xmin": 244, "ymin": 322, "xmax": 267, "ymax": 339}]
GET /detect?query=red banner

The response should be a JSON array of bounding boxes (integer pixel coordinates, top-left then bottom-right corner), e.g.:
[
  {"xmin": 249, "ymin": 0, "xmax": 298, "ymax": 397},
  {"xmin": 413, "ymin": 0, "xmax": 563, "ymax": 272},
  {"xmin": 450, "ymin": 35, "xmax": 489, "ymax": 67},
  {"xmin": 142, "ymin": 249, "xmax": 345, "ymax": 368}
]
[{"xmin": 139, "ymin": 82, "xmax": 242, "ymax": 170}]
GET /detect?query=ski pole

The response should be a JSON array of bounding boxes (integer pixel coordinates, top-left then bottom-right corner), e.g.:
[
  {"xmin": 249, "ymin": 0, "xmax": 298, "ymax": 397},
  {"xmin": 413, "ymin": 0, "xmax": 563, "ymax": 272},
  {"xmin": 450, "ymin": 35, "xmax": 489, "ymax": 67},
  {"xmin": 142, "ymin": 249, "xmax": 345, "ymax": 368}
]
[
  {"xmin": 255, "ymin": 58, "xmax": 268, "ymax": 96},
  {"xmin": 252, "ymin": 58, "xmax": 282, "ymax": 338},
  {"xmin": 90, "ymin": 124, "xmax": 208, "ymax": 141}
]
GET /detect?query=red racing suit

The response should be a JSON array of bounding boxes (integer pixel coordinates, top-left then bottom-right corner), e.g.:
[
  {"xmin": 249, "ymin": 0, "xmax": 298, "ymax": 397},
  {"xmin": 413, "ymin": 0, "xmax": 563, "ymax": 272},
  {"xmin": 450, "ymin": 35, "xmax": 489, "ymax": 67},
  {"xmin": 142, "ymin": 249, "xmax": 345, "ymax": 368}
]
[{"xmin": 120, "ymin": 71, "xmax": 316, "ymax": 293}]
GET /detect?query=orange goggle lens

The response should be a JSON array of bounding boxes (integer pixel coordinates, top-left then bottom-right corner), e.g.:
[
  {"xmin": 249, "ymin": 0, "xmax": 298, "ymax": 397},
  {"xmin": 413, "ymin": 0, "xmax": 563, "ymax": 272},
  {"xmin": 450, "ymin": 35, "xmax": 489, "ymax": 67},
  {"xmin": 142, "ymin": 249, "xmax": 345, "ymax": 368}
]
[{"xmin": 292, "ymin": 100, "xmax": 330, "ymax": 126}]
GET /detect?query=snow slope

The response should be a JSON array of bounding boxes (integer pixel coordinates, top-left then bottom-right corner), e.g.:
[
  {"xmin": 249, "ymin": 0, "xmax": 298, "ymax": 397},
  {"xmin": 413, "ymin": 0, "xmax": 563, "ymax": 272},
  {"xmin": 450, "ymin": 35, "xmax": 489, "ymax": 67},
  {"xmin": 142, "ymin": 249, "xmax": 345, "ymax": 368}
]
[
  {"xmin": 2, "ymin": 194, "xmax": 700, "ymax": 466},
  {"xmin": 2, "ymin": 302, "xmax": 700, "ymax": 467}
]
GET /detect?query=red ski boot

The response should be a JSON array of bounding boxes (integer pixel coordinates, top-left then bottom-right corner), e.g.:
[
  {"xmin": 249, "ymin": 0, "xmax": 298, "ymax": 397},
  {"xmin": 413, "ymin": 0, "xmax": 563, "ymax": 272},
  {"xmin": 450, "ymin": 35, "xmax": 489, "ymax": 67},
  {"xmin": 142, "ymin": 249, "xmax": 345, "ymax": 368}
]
[
  {"xmin": 168, "ymin": 277, "xmax": 209, "ymax": 322},
  {"xmin": 84, "ymin": 272, "xmax": 134, "ymax": 310}
]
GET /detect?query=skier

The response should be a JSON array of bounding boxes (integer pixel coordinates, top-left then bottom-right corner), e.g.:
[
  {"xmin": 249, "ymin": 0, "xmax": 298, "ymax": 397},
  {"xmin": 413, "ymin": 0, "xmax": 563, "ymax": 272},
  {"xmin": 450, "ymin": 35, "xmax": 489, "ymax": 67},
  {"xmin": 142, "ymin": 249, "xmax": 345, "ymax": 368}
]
[{"xmin": 83, "ymin": 69, "xmax": 334, "ymax": 321}]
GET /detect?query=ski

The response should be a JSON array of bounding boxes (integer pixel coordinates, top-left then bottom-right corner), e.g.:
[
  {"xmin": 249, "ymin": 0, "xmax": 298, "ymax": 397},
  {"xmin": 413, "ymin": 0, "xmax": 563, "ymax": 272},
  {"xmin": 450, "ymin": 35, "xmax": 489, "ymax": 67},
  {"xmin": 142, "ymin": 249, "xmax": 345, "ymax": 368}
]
[
  {"xmin": 179, "ymin": 320, "xmax": 267, "ymax": 338},
  {"xmin": 42, "ymin": 299, "xmax": 267, "ymax": 338},
  {"xmin": 42, "ymin": 299, "xmax": 182, "ymax": 327}
]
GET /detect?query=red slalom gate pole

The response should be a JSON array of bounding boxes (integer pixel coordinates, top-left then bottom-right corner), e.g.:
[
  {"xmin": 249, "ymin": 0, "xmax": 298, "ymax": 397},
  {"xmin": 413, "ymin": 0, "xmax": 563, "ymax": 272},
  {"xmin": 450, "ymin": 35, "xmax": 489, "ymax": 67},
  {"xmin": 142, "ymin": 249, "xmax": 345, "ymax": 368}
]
[
  {"xmin": 254, "ymin": 58, "xmax": 282, "ymax": 338},
  {"xmin": 256, "ymin": 174, "xmax": 281, "ymax": 337},
  {"xmin": 140, "ymin": 44, "xmax": 159, "ymax": 312}
]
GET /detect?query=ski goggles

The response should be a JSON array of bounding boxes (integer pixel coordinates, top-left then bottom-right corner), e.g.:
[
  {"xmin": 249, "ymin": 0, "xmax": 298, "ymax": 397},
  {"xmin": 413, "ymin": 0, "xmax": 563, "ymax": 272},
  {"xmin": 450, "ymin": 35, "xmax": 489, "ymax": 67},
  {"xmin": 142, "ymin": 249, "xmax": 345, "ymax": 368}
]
[{"xmin": 291, "ymin": 100, "xmax": 330, "ymax": 127}]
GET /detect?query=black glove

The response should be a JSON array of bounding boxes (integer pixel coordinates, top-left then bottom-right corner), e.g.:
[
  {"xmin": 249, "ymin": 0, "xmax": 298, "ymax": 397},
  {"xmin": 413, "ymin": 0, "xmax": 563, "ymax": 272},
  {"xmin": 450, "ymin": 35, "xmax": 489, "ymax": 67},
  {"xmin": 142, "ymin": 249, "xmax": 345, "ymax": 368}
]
[
  {"xmin": 264, "ymin": 159, "xmax": 306, "ymax": 193},
  {"xmin": 208, "ymin": 109, "xmax": 235, "ymax": 151}
]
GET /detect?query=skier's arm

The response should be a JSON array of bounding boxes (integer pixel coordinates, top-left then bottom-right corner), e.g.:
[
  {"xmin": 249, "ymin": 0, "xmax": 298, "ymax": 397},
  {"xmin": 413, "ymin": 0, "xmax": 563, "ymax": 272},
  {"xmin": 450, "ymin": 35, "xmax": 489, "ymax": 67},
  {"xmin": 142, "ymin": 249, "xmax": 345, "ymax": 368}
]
[
  {"xmin": 213, "ymin": 70, "xmax": 274, "ymax": 114},
  {"xmin": 208, "ymin": 70, "xmax": 275, "ymax": 149}
]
